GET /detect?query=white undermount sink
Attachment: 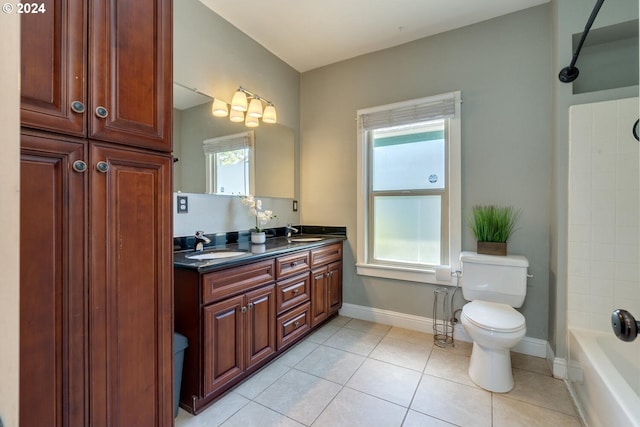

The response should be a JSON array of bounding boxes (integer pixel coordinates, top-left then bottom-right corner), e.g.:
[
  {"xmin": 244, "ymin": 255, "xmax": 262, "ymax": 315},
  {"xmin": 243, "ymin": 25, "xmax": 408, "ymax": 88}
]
[
  {"xmin": 186, "ymin": 251, "xmax": 248, "ymax": 260},
  {"xmin": 289, "ymin": 237, "xmax": 324, "ymax": 242}
]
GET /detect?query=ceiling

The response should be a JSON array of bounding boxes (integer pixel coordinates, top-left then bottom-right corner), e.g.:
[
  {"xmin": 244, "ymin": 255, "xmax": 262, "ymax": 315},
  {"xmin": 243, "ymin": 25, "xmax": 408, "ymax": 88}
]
[{"xmin": 199, "ymin": 0, "xmax": 549, "ymax": 72}]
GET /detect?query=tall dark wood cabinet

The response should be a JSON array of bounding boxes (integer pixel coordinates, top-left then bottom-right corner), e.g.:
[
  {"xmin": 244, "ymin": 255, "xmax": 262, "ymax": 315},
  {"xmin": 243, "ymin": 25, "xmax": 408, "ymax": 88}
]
[
  {"xmin": 19, "ymin": 0, "xmax": 173, "ymax": 426},
  {"xmin": 20, "ymin": 134, "xmax": 87, "ymax": 427},
  {"xmin": 21, "ymin": 0, "xmax": 171, "ymax": 150}
]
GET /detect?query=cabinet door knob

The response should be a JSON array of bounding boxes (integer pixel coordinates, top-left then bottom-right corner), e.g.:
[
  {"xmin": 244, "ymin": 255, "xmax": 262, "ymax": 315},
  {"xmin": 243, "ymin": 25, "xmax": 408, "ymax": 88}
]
[
  {"xmin": 96, "ymin": 161, "xmax": 109, "ymax": 173},
  {"xmin": 72, "ymin": 160, "xmax": 87, "ymax": 173},
  {"xmin": 71, "ymin": 101, "xmax": 85, "ymax": 113},
  {"xmin": 247, "ymin": 302, "xmax": 254, "ymax": 310},
  {"xmin": 95, "ymin": 106, "xmax": 109, "ymax": 118},
  {"xmin": 241, "ymin": 306, "xmax": 247, "ymax": 313}
]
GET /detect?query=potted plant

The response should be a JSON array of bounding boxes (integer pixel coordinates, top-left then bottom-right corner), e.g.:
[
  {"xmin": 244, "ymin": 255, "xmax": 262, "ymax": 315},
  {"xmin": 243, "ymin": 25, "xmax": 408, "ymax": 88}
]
[
  {"xmin": 241, "ymin": 194, "xmax": 276, "ymax": 244},
  {"xmin": 468, "ymin": 205, "xmax": 521, "ymax": 256}
]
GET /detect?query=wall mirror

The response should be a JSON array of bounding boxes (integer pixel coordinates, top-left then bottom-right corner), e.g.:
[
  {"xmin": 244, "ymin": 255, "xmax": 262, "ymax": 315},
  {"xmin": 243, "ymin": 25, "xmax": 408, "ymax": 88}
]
[
  {"xmin": 173, "ymin": 84, "xmax": 295, "ymax": 199},
  {"xmin": 172, "ymin": 0, "xmax": 296, "ymax": 199}
]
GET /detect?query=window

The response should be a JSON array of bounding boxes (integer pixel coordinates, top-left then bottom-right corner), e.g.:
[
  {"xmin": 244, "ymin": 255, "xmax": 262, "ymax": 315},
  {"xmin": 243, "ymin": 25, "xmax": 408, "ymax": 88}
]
[
  {"xmin": 356, "ymin": 92, "xmax": 461, "ymax": 283},
  {"xmin": 203, "ymin": 131, "xmax": 255, "ymax": 195}
]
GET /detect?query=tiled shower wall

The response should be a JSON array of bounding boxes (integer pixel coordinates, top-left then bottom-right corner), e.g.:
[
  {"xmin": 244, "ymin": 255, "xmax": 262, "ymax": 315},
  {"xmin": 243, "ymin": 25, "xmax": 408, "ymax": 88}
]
[{"xmin": 567, "ymin": 97, "xmax": 639, "ymax": 332}]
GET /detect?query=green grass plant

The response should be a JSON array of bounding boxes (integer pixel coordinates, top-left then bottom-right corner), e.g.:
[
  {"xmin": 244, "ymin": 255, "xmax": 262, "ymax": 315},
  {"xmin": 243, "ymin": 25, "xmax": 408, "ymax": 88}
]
[{"xmin": 468, "ymin": 205, "xmax": 521, "ymax": 243}]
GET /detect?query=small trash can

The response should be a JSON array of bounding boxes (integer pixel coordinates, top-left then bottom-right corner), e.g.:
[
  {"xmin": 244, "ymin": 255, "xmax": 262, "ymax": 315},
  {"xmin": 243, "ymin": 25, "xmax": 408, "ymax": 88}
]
[{"xmin": 173, "ymin": 332, "xmax": 188, "ymax": 417}]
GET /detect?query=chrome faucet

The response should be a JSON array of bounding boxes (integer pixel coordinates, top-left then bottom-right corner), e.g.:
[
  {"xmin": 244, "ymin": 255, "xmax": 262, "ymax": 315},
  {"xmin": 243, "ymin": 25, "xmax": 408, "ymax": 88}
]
[
  {"xmin": 285, "ymin": 224, "xmax": 299, "ymax": 238},
  {"xmin": 194, "ymin": 231, "xmax": 211, "ymax": 252}
]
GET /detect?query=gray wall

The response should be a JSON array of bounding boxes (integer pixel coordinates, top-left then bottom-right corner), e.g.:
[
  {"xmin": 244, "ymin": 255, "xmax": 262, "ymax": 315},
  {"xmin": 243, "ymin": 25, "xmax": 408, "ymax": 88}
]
[
  {"xmin": 550, "ymin": 0, "xmax": 638, "ymax": 358},
  {"xmin": 300, "ymin": 5, "xmax": 553, "ymax": 339}
]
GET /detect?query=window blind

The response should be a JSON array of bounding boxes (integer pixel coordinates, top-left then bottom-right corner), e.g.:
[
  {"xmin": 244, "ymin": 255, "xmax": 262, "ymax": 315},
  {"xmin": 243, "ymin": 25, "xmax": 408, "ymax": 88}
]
[
  {"xmin": 359, "ymin": 95, "xmax": 456, "ymax": 131},
  {"xmin": 203, "ymin": 131, "xmax": 254, "ymax": 155}
]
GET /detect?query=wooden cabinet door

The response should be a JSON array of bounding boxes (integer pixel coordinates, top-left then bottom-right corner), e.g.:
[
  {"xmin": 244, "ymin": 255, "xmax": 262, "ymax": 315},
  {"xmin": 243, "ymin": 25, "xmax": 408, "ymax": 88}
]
[
  {"xmin": 310, "ymin": 267, "xmax": 328, "ymax": 327},
  {"xmin": 20, "ymin": 133, "xmax": 87, "ymax": 427},
  {"xmin": 88, "ymin": 0, "xmax": 172, "ymax": 151},
  {"xmin": 20, "ymin": 0, "xmax": 87, "ymax": 136},
  {"xmin": 89, "ymin": 143, "xmax": 173, "ymax": 426},
  {"xmin": 245, "ymin": 285, "xmax": 276, "ymax": 369},
  {"xmin": 327, "ymin": 261, "xmax": 343, "ymax": 316},
  {"xmin": 203, "ymin": 295, "xmax": 245, "ymax": 396}
]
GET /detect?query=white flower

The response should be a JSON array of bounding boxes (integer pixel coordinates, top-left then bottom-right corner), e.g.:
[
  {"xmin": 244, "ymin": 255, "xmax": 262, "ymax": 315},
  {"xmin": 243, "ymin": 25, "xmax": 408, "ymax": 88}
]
[{"xmin": 241, "ymin": 194, "xmax": 276, "ymax": 232}]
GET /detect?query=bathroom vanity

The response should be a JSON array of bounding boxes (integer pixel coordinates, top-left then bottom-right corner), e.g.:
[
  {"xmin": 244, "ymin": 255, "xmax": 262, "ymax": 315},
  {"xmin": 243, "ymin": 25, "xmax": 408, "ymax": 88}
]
[{"xmin": 173, "ymin": 236, "xmax": 344, "ymax": 414}]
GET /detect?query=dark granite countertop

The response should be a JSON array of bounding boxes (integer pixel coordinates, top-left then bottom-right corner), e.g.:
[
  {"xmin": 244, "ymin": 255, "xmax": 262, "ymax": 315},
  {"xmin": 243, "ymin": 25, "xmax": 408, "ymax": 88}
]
[{"xmin": 173, "ymin": 234, "xmax": 346, "ymax": 273}]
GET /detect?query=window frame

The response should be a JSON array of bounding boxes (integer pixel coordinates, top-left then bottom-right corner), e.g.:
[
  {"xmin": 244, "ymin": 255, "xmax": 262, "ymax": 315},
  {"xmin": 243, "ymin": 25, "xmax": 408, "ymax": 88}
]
[
  {"xmin": 356, "ymin": 92, "xmax": 462, "ymax": 284},
  {"xmin": 203, "ymin": 131, "xmax": 255, "ymax": 195}
]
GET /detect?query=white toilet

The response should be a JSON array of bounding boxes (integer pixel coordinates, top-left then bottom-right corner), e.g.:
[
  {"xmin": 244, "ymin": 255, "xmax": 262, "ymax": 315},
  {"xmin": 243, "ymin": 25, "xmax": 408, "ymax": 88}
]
[{"xmin": 459, "ymin": 251, "xmax": 529, "ymax": 393}]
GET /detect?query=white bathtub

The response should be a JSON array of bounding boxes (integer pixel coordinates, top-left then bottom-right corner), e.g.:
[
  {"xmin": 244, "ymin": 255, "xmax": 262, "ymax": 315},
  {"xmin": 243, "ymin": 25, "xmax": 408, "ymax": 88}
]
[{"xmin": 568, "ymin": 328, "xmax": 640, "ymax": 427}]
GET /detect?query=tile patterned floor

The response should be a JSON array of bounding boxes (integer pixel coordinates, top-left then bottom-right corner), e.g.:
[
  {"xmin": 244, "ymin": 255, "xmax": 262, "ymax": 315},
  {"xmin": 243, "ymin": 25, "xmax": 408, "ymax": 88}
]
[{"xmin": 176, "ymin": 316, "xmax": 583, "ymax": 427}]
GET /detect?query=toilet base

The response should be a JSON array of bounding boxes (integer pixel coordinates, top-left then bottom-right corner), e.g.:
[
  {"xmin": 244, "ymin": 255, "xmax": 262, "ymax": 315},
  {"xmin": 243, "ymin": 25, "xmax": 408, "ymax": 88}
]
[{"xmin": 468, "ymin": 342, "xmax": 514, "ymax": 393}]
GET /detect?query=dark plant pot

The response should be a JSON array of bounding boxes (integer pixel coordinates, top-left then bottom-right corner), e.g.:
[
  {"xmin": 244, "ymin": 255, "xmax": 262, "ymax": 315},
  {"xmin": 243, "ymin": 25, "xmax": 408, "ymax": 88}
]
[{"xmin": 477, "ymin": 241, "xmax": 507, "ymax": 256}]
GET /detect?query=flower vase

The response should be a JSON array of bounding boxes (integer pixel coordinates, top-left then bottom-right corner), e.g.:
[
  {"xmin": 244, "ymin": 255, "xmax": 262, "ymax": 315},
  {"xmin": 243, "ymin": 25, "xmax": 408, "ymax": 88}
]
[{"xmin": 251, "ymin": 231, "xmax": 266, "ymax": 244}]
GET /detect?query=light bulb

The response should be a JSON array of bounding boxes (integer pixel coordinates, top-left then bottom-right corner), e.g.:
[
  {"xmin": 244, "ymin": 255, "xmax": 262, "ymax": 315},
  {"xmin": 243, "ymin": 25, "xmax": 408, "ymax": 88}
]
[
  {"xmin": 262, "ymin": 104, "xmax": 277, "ymax": 124},
  {"xmin": 245, "ymin": 114, "xmax": 259, "ymax": 127},
  {"xmin": 229, "ymin": 108, "xmax": 244, "ymax": 122},
  {"xmin": 247, "ymin": 97, "xmax": 263, "ymax": 118},
  {"xmin": 211, "ymin": 98, "xmax": 229, "ymax": 117},
  {"xmin": 231, "ymin": 89, "xmax": 248, "ymax": 112}
]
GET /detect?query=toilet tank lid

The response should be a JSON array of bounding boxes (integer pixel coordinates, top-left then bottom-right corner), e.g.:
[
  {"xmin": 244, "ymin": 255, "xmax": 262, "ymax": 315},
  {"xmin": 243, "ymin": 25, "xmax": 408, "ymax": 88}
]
[{"xmin": 460, "ymin": 251, "xmax": 529, "ymax": 268}]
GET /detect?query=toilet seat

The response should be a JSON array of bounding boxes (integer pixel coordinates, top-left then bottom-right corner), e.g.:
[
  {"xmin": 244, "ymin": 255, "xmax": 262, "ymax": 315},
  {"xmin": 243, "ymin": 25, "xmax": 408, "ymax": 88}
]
[{"xmin": 462, "ymin": 300, "xmax": 525, "ymax": 333}]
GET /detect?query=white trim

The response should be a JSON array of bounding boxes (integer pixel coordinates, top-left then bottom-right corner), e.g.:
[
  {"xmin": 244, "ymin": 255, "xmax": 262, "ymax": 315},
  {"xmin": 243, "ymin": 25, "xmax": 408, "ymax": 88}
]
[
  {"xmin": 338, "ymin": 302, "xmax": 548, "ymax": 358},
  {"xmin": 357, "ymin": 92, "xmax": 458, "ymax": 116},
  {"xmin": 544, "ymin": 340, "xmax": 569, "ymax": 379},
  {"xmin": 355, "ymin": 263, "xmax": 460, "ymax": 286}
]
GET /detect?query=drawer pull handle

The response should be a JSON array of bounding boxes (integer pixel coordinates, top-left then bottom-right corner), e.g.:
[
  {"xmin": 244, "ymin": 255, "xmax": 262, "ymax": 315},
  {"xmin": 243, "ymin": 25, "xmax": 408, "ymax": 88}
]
[
  {"xmin": 96, "ymin": 161, "xmax": 109, "ymax": 173},
  {"xmin": 294, "ymin": 321, "xmax": 300, "ymax": 328},
  {"xmin": 293, "ymin": 288, "xmax": 300, "ymax": 295},
  {"xmin": 71, "ymin": 100, "xmax": 85, "ymax": 113},
  {"xmin": 291, "ymin": 261, "xmax": 298, "ymax": 267},
  {"xmin": 72, "ymin": 160, "xmax": 87, "ymax": 173},
  {"xmin": 95, "ymin": 106, "xmax": 109, "ymax": 118}
]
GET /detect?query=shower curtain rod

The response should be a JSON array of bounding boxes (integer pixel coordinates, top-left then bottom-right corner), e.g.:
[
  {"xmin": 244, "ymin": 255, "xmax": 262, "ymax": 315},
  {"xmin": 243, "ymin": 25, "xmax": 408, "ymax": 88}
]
[{"xmin": 558, "ymin": 0, "xmax": 605, "ymax": 83}]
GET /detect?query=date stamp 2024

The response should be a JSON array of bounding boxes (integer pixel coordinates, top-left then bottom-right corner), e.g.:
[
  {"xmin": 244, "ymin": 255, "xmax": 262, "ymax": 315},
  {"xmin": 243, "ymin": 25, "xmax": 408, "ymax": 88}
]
[{"xmin": 2, "ymin": 3, "xmax": 47, "ymax": 14}]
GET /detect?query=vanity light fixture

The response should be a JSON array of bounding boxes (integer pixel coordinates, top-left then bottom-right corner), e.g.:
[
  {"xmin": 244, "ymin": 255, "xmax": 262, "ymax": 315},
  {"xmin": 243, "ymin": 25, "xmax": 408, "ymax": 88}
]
[
  {"xmin": 173, "ymin": 82, "xmax": 277, "ymax": 127},
  {"xmin": 229, "ymin": 86, "xmax": 277, "ymax": 127}
]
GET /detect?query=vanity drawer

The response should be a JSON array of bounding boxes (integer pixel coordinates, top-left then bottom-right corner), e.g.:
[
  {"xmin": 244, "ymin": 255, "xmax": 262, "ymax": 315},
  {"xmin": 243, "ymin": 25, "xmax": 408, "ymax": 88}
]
[
  {"xmin": 277, "ymin": 302, "xmax": 311, "ymax": 350},
  {"xmin": 276, "ymin": 272, "xmax": 310, "ymax": 314},
  {"xmin": 202, "ymin": 259, "xmax": 275, "ymax": 304},
  {"xmin": 276, "ymin": 251, "xmax": 310, "ymax": 278},
  {"xmin": 310, "ymin": 243, "xmax": 343, "ymax": 267}
]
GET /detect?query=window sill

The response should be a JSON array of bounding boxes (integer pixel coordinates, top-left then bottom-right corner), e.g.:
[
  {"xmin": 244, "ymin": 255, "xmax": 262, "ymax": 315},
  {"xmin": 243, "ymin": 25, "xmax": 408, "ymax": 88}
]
[{"xmin": 356, "ymin": 263, "xmax": 457, "ymax": 286}]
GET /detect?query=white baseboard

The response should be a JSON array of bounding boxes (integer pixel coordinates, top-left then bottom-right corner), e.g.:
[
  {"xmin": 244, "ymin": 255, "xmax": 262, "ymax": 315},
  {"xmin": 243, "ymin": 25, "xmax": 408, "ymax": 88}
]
[
  {"xmin": 339, "ymin": 302, "xmax": 547, "ymax": 358},
  {"xmin": 544, "ymin": 340, "xmax": 568, "ymax": 379}
]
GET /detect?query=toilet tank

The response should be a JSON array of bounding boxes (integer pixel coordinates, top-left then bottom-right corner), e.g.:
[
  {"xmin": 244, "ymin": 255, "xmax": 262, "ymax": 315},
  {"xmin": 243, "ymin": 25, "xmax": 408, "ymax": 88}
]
[{"xmin": 459, "ymin": 251, "xmax": 529, "ymax": 308}]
